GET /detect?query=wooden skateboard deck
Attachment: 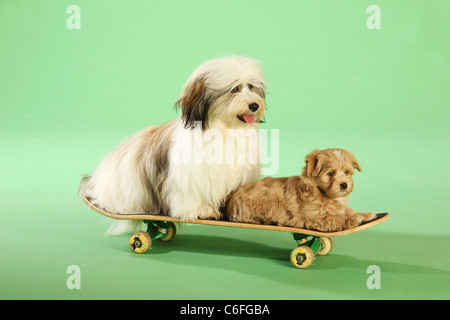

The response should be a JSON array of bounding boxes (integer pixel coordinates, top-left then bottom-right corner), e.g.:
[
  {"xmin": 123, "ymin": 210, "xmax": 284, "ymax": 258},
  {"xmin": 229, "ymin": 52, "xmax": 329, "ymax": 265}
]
[
  {"xmin": 83, "ymin": 195, "xmax": 389, "ymax": 237},
  {"xmin": 83, "ymin": 195, "xmax": 390, "ymax": 268}
]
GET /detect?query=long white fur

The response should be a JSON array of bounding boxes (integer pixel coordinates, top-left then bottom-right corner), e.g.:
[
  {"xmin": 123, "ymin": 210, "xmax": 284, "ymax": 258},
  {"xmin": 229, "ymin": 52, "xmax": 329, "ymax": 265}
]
[{"xmin": 80, "ymin": 56, "xmax": 266, "ymax": 235}]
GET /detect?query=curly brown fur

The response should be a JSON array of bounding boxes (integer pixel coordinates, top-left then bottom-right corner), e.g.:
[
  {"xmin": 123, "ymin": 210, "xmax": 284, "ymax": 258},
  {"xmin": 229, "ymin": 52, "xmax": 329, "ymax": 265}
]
[{"xmin": 226, "ymin": 148, "xmax": 376, "ymax": 232}]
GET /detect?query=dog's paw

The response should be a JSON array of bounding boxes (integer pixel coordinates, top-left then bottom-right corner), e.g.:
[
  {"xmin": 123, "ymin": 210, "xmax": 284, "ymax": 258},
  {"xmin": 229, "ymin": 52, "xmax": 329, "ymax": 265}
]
[
  {"xmin": 361, "ymin": 212, "xmax": 376, "ymax": 222},
  {"xmin": 353, "ymin": 214, "xmax": 364, "ymax": 226},
  {"xmin": 198, "ymin": 205, "xmax": 222, "ymax": 220}
]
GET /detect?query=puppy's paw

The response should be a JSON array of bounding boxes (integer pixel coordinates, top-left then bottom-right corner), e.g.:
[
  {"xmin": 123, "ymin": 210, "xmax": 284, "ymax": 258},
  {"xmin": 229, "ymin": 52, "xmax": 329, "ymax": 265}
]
[
  {"xmin": 198, "ymin": 205, "xmax": 222, "ymax": 220},
  {"xmin": 353, "ymin": 214, "xmax": 364, "ymax": 226},
  {"xmin": 361, "ymin": 212, "xmax": 376, "ymax": 222}
]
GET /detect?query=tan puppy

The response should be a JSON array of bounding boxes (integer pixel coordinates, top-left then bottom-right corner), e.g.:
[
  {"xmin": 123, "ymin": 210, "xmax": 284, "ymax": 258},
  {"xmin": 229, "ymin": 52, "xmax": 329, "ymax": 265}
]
[{"xmin": 227, "ymin": 149, "xmax": 376, "ymax": 232}]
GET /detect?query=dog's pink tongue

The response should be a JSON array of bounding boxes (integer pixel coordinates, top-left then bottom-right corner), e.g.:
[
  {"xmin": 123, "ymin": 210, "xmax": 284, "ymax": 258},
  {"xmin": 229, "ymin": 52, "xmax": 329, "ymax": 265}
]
[{"xmin": 242, "ymin": 114, "xmax": 255, "ymax": 124}]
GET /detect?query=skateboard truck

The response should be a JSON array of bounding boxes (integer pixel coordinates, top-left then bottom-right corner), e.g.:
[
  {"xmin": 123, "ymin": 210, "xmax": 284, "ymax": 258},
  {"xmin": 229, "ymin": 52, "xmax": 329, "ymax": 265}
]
[
  {"xmin": 145, "ymin": 220, "xmax": 173, "ymax": 240},
  {"xmin": 290, "ymin": 233, "xmax": 334, "ymax": 268},
  {"xmin": 128, "ymin": 220, "xmax": 177, "ymax": 254}
]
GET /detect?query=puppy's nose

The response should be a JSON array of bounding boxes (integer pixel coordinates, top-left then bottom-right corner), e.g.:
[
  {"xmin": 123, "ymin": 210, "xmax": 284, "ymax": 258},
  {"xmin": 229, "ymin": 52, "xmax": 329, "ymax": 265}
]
[
  {"xmin": 248, "ymin": 103, "xmax": 259, "ymax": 112},
  {"xmin": 340, "ymin": 183, "xmax": 348, "ymax": 190}
]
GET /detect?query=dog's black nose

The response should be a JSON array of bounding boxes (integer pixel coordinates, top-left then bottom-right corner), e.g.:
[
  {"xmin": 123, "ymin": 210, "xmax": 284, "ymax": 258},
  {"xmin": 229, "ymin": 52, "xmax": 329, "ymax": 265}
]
[
  {"xmin": 340, "ymin": 183, "xmax": 348, "ymax": 190},
  {"xmin": 248, "ymin": 103, "xmax": 259, "ymax": 112}
]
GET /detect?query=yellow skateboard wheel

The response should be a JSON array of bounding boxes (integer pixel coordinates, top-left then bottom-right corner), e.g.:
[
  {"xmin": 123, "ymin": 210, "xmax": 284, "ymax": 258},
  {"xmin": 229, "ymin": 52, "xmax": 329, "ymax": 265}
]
[
  {"xmin": 159, "ymin": 224, "xmax": 177, "ymax": 242},
  {"xmin": 290, "ymin": 246, "xmax": 315, "ymax": 269},
  {"xmin": 129, "ymin": 232, "xmax": 152, "ymax": 254},
  {"xmin": 317, "ymin": 237, "xmax": 333, "ymax": 256}
]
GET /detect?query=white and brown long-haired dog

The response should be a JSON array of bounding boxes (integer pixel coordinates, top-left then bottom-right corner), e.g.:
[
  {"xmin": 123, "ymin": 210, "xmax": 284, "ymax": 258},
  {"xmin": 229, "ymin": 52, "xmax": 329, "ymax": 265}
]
[
  {"xmin": 227, "ymin": 149, "xmax": 376, "ymax": 232},
  {"xmin": 80, "ymin": 56, "xmax": 266, "ymax": 234}
]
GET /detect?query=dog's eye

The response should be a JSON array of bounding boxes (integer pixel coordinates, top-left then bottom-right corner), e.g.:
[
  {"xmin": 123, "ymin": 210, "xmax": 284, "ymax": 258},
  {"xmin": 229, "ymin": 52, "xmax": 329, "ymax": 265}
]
[
  {"xmin": 248, "ymin": 84, "xmax": 254, "ymax": 90},
  {"xmin": 327, "ymin": 172, "xmax": 335, "ymax": 177},
  {"xmin": 231, "ymin": 86, "xmax": 240, "ymax": 93},
  {"xmin": 345, "ymin": 170, "xmax": 349, "ymax": 175}
]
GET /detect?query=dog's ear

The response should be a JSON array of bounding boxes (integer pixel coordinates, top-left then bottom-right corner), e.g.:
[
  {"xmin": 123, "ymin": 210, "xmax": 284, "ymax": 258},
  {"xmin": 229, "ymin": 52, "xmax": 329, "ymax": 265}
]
[
  {"xmin": 353, "ymin": 157, "xmax": 362, "ymax": 172},
  {"xmin": 254, "ymin": 82, "xmax": 266, "ymax": 100},
  {"xmin": 175, "ymin": 75, "xmax": 210, "ymax": 130},
  {"xmin": 304, "ymin": 149, "xmax": 322, "ymax": 178},
  {"xmin": 345, "ymin": 150, "xmax": 362, "ymax": 172}
]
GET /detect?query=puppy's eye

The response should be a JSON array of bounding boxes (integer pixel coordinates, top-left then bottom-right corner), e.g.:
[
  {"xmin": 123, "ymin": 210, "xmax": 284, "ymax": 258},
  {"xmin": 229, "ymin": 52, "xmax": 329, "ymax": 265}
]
[
  {"xmin": 327, "ymin": 172, "xmax": 335, "ymax": 177},
  {"xmin": 248, "ymin": 84, "xmax": 254, "ymax": 90},
  {"xmin": 231, "ymin": 86, "xmax": 240, "ymax": 93},
  {"xmin": 345, "ymin": 170, "xmax": 349, "ymax": 175}
]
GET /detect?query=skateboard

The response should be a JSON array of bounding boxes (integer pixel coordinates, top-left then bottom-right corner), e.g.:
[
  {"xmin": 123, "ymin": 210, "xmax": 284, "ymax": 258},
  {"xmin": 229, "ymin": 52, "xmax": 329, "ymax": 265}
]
[{"xmin": 83, "ymin": 195, "xmax": 390, "ymax": 269}]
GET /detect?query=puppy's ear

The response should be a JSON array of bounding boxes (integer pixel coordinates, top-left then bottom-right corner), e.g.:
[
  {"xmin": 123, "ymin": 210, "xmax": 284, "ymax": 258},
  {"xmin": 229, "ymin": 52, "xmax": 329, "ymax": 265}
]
[
  {"xmin": 175, "ymin": 75, "xmax": 210, "ymax": 129},
  {"xmin": 304, "ymin": 149, "xmax": 322, "ymax": 178},
  {"xmin": 345, "ymin": 150, "xmax": 362, "ymax": 172},
  {"xmin": 353, "ymin": 158, "xmax": 362, "ymax": 172}
]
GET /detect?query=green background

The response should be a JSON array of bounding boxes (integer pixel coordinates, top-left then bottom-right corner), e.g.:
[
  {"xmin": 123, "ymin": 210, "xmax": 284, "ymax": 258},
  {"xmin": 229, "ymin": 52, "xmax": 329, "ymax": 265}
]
[{"xmin": 1, "ymin": 0, "xmax": 449, "ymax": 300}]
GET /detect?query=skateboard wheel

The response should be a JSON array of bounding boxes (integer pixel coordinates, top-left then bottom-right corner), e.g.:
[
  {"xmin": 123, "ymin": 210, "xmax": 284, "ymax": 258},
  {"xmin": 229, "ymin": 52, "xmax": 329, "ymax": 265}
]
[
  {"xmin": 317, "ymin": 237, "xmax": 333, "ymax": 256},
  {"xmin": 290, "ymin": 246, "xmax": 315, "ymax": 269},
  {"xmin": 129, "ymin": 232, "xmax": 152, "ymax": 254},
  {"xmin": 159, "ymin": 223, "xmax": 177, "ymax": 242}
]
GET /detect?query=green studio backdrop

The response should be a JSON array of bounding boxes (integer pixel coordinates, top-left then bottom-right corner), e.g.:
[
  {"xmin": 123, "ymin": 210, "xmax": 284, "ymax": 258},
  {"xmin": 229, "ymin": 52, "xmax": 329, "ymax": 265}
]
[{"xmin": 0, "ymin": 0, "xmax": 449, "ymax": 299}]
